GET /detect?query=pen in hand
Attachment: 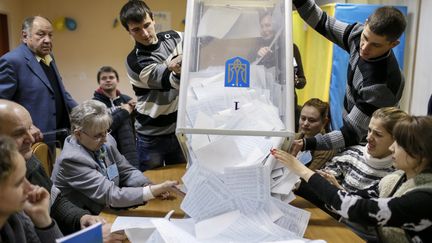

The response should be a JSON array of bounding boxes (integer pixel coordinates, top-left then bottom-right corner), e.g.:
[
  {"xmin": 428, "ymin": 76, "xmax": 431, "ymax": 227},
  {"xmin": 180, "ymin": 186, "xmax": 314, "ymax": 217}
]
[{"xmin": 170, "ymin": 184, "xmax": 186, "ymax": 197}]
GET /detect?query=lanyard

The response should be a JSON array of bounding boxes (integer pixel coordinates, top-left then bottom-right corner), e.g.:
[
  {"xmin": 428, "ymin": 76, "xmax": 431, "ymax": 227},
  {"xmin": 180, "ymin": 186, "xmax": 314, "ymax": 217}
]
[{"xmin": 94, "ymin": 145, "xmax": 108, "ymax": 172}]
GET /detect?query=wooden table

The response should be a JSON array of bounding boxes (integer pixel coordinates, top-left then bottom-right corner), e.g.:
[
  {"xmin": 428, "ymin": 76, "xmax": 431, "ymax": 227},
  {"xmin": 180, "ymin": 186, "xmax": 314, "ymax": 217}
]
[
  {"xmin": 292, "ymin": 196, "xmax": 365, "ymax": 243},
  {"xmin": 101, "ymin": 164, "xmax": 364, "ymax": 242},
  {"xmin": 100, "ymin": 164, "xmax": 186, "ymax": 220}
]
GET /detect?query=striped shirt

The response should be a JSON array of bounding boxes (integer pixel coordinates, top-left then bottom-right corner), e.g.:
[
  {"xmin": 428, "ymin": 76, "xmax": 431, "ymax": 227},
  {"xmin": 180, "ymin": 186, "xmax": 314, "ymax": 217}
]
[
  {"xmin": 323, "ymin": 145, "xmax": 394, "ymax": 194},
  {"xmin": 294, "ymin": 0, "xmax": 405, "ymax": 150},
  {"xmin": 126, "ymin": 30, "xmax": 183, "ymax": 136}
]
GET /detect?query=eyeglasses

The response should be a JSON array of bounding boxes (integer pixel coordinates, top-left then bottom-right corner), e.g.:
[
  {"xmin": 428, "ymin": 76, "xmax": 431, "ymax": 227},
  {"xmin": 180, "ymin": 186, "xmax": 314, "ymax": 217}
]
[
  {"xmin": 80, "ymin": 129, "xmax": 111, "ymax": 142},
  {"xmin": 100, "ymin": 75, "xmax": 117, "ymax": 81}
]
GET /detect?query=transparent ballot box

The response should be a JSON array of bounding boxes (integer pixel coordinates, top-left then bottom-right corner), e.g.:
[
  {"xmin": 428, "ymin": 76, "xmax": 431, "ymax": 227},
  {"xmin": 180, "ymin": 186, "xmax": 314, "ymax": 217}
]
[
  {"xmin": 173, "ymin": 3, "xmax": 307, "ymax": 238},
  {"xmin": 177, "ymin": 0, "xmax": 295, "ymax": 162}
]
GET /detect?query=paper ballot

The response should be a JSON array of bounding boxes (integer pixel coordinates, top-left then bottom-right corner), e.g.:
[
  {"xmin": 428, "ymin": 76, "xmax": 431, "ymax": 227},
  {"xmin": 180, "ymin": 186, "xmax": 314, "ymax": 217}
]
[
  {"xmin": 151, "ymin": 218, "xmax": 199, "ymax": 243},
  {"xmin": 197, "ymin": 7, "xmax": 240, "ymax": 39},
  {"xmin": 111, "ymin": 216, "xmax": 155, "ymax": 232},
  {"xmin": 195, "ymin": 210, "xmax": 241, "ymax": 239},
  {"xmin": 111, "ymin": 216, "xmax": 157, "ymax": 243},
  {"xmin": 224, "ymin": 165, "xmax": 270, "ymax": 203},
  {"xmin": 194, "ymin": 137, "xmax": 243, "ymax": 173},
  {"xmin": 111, "ymin": 215, "xmax": 197, "ymax": 243},
  {"xmin": 197, "ymin": 7, "xmax": 260, "ymax": 39}
]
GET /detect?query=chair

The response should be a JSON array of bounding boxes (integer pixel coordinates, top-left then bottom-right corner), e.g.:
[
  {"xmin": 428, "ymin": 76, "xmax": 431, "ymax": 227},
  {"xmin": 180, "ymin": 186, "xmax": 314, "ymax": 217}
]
[{"xmin": 31, "ymin": 142, "xmax": 54, "ymax": 177}]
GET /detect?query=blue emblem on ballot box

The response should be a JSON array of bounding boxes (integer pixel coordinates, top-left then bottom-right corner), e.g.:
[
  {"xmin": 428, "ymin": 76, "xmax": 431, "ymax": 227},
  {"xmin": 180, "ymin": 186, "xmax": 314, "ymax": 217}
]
[{"xmin": 225, "ymin": 56, "xmax": 250, "ymax": 88}]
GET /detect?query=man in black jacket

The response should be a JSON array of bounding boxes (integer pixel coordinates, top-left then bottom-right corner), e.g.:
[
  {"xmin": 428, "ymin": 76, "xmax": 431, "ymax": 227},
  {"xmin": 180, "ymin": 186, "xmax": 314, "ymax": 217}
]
[
  {"xmin": 0, "ymin": 99, "xmax": 126, "ymax": 242},
  {"xmin": 92, "ymin": 66, "xmax": 139, "ymax": 169},
  {"xmin": 291, "ymin": 0, "xmax": 406, "ymax": 153}
]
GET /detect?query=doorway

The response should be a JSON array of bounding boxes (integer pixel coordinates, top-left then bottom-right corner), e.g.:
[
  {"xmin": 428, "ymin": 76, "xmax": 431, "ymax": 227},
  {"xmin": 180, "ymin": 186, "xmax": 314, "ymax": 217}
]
[{"xmin": 0, "ymin": 13, "xmax": 10, "ymax": 56}]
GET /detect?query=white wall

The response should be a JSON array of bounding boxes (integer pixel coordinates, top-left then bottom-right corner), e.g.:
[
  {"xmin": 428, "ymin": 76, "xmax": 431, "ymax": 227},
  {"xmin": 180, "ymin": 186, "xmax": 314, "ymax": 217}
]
[
  {"xmin": 0, "ymin": 0, "xmax": 24, "ymax": 47},
  {"xmin": 410, "ymin": 0, "xmax": 432, "ymax": 115}
]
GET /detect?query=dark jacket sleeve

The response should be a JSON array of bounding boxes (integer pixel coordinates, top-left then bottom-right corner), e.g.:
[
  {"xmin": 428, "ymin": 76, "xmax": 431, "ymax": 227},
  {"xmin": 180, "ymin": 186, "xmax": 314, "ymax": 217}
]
[
  {"xmin": 110, "ymin": 108, "xmax": 131, "ymax": 131},
  {"xmin": 50, "ymin": 193, "xmax": 89, "ymax": 234},
  {"xmin": 17, "ymin": 212, "xmax": 64, "ymax": 243},
  {"xmin": 0, "ymin": 55, "xmax": 18, "ymax": 99},
  {"xmin": 26, "ymin": 156, "xmax": 90, "ymax": 234},
  {"xmin": 293, "ymin": 44, "xmax": 306, "ymax": 89},
  {"xmin": 307, "ymin": 173, "xmax": 432, "ymax": 228},
  {"xmin": 428, "ymin": 94, "xmax": 432, "ymax": 116}
]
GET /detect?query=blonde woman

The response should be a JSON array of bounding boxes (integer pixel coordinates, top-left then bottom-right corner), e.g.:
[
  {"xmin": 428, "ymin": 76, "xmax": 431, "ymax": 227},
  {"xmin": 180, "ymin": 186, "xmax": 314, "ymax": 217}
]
[{"xmin": 52, "ymin": 100, "xmax": 178, "ymax": 214}]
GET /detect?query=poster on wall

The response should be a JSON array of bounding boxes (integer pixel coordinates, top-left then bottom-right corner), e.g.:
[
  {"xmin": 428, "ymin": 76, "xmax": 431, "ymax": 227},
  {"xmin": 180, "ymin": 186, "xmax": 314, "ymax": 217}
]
[{"xmin": 153, "ymin": 11, "xmax": 172, "ymax": 32}]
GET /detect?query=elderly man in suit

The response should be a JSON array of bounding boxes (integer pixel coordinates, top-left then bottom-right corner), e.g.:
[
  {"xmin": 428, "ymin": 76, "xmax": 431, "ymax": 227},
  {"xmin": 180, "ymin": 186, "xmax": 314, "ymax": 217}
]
[{"xmin": 0, "ymin": 16, "xmax": 77, "ymax": 146}]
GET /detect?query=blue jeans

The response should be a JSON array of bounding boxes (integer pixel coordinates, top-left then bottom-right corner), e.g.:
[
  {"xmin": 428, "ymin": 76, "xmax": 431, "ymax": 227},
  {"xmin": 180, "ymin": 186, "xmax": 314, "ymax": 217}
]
[{"xmin": 136, "ymin": 133, "xmax": 186, "ymax": 171}]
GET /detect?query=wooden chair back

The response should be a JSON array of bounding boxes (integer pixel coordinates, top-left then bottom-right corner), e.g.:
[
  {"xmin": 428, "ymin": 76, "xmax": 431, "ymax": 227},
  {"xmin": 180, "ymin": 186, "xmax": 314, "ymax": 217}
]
[{"xmin": 31, "ymin": 142, "xmax": 54, "ymax": 176}]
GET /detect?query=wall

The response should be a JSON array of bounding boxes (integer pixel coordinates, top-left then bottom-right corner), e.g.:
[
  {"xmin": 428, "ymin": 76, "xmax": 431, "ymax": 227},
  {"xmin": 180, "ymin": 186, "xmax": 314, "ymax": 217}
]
[
  {"xmin": 7, "ymin": 0, "xmax": 186, "ymax": 103},
  {"xmin": 410, "ymin": 0, "xmax": 432, "ymax": 115},
  {"xmin": 0, "ymin": 0, "xmax": 24, "ymax": 47}
]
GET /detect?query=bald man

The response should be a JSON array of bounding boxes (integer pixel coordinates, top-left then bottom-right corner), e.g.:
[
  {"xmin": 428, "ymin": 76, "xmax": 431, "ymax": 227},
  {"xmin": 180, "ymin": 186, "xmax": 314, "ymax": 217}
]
[{"xmin": 0, "ymin": 99, "xmax": 126, "ymax": 242}]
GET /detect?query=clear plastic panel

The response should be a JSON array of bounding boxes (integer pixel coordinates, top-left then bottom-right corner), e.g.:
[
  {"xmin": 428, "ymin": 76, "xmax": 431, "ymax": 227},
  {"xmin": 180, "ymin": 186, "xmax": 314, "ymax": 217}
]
[{"xmin": 178, "ymin": 0, "xmax": 294, "ymax": 137}]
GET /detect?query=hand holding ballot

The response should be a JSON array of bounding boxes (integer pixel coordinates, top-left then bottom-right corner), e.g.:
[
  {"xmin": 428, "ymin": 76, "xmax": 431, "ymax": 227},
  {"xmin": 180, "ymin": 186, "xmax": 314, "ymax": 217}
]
[
  {"xmin": 168, "ymin": 54, "xmax": 182, "ymax": 75},
  {"xmin": 271, "ymin": 148, "xmax": 315, "ymax": 182},
  {"xmin": 257, "ymin": 46, "xmax": 272, "ymax": 58},
  {"xmin": 289, "ymin": 139, "xmax": 304, "ymax": 156}
]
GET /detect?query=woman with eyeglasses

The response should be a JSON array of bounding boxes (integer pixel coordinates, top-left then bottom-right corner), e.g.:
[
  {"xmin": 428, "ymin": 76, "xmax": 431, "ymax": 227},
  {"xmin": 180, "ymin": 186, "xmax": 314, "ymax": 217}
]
[{"xmin": 51, "ymin": 100, "xmax": 178, "ymax": 215}]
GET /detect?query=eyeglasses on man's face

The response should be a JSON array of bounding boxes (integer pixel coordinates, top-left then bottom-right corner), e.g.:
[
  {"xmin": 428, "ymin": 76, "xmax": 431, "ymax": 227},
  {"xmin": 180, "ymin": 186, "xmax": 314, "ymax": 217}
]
[{"xmin": 80, "ymin": 129, "xmax": 111, "ymax": 142}]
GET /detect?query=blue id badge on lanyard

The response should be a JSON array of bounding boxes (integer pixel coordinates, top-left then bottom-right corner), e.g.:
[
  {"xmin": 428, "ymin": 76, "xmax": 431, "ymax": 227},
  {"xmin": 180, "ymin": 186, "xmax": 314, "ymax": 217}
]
[
  {"xmin": 297, "ymin": 150, "xmax": 312, "ymax": 165},
  {"xmin": 106, "ymin": 163, "xmax": 119, "ymax": 181}
]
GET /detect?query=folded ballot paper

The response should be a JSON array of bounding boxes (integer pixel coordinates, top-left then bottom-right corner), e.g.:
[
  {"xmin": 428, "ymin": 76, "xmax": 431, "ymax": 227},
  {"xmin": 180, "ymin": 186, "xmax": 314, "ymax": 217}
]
[
  {"xmin": 197, "ymin": 7, "xmax": 261, "ymax": 39},
  {"xmin": 56, "ymin": 222, "xmax": 102, "ymax": 243}
]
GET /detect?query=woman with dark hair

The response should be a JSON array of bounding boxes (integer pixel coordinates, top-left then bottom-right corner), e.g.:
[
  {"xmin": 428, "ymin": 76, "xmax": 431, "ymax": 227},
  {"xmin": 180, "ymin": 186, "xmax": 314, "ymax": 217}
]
[
  {"xmin": 295, "ymin": 98, "xmax": 334, "ymax": 170},
  {"xmin": 0, "ymin": 135, "xmax": 63, "ymax": 242},
  {"xmin": 273, "ymin": 116, "xmax": 432, "ymax": 242}
]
